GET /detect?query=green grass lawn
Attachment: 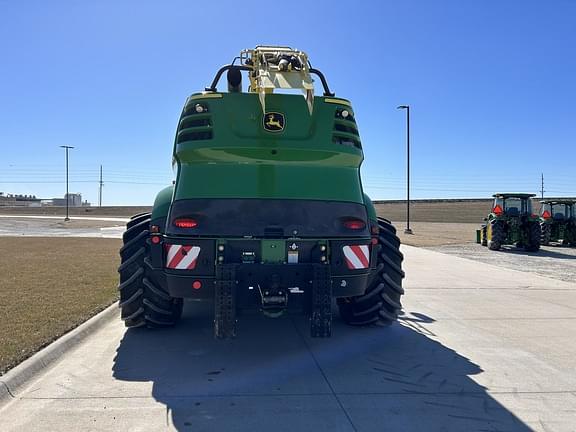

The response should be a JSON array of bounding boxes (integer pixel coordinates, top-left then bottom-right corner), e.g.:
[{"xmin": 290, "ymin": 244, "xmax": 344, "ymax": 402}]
[{"xmin": 0, "ymin": 237, "xmax": 121, "ymax": 374}]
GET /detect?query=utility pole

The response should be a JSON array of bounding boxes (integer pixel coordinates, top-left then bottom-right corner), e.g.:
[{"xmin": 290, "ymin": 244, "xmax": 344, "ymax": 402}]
[
  {"xmin": 397, "ymin": 105, "xmax": 413, "ymax": 234},
  {"xmin": 99, "ymin": 165, "xmax": 103, "ymax": 207},
  {"xmin": 59, "ymin": 146, "xmax": 74, "ymax": 221},
  {"xmin": 541, "ymin": 173, "xmax": 545, "ymax": 200}
]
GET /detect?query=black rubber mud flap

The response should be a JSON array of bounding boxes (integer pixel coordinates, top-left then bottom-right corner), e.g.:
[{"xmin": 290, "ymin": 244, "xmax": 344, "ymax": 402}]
[
  {"xmin": 214, "ymin": 264, "xmax": 237, "ymax": 339},
  {"xmin": 311, "ymin": 264, "xmax": 332, "ymax": 338}
]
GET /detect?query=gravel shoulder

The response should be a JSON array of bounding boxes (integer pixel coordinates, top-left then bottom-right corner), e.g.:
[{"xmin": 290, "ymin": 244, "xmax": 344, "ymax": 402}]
[{"xmin": 429, "ymin": 243, "xmax": 576, "ymax": 283}]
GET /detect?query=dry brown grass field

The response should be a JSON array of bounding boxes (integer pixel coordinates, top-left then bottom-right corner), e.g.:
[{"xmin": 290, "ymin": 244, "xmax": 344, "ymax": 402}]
[
  {"xmin": 375, "ymin": 200, "xmax": 493, "ymax": 223},
  {"xmin": 393, "ymin": 222, "xmax": 479, "ymax": 247},
  {"xmin": 375, "ymin": 199, "xmax": 545, "ymax": 223},
  {"xmin": 0, "ymin": 237, "xmax": 121, "ymax": 374},
  {"xmin": 375, "ymin": 200, "xmax": 491, "ymax": 246}
]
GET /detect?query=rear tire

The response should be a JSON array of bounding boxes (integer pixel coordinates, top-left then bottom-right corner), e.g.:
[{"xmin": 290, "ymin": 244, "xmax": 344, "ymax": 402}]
[
  {"xmin": 338, "ymin": 219, "xmax": 404, "ymax": 326},
  {"xmin": 567, "ymin": 224, "xmax": 576, "ymax": 247},
  {"xmin": 540, "ymin": 222, "xmax": 551, "ymax": 245},
  {"xmin": 127, "ymin": 212, "xmax": 152, "ymax": 230},
  {"xmin": 562, "ymin": 223, "xmax": 576, "ymax": 247},
  {"xmin": 524, "ymin": 222, "xmax": 541, "ymax": 252},
  {"xmin": 488, "ymin": 220, "xmax": 505, "ymax": 251},
  {"xmin": 481, "ymin": 226, "xmax": 487, "ymax": 247},
  {"xmin": 118, "ymin": 215, "xmax": 182, "ymax": 328}
]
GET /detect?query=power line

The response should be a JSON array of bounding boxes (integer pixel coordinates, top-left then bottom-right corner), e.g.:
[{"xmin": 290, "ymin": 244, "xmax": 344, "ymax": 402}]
[{"xmin": 0, "ymin": 180, "xmax": 170, "ymax": 185}]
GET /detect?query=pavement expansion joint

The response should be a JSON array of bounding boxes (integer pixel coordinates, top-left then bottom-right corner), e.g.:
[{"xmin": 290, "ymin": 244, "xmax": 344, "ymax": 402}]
[
  {"xmin": 0, "ymin": 381, "xmax": 15, "ymax": 398},
  {"xmin": 289, "ymin": 316, "xmax": 359, "ymax": 432}
]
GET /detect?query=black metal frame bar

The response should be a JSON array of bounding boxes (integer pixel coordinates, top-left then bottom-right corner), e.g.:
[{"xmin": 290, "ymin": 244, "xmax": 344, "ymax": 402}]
[
  {"xmin": 309, "ymin": 68, "xmax": 335, "ymax": 97},
  {"xmin": 214, "ymin": 264, "xmax": 237, "ymax": 339},
  {"xmin": 205, "ymin": 65, "xmax": 252, "ymax": 92},
  {"xmin": 205, "ymin": 64, "xmax": 335, "ymax": 96}
]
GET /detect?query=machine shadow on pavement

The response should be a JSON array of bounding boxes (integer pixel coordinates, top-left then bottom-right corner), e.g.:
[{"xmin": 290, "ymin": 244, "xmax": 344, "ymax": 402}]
[{"xmin": 112, "ymin": 303, "xmax": 532, "ymax": 432}]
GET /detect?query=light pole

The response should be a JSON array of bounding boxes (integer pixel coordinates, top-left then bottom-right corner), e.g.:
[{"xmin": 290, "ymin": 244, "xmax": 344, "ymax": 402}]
[
  {"xmin": 397, "ymin": 105, "xmax": 413, "ymax": 234},
  {"xmin": 60, "ymin": 146, "xmax": 74, "ymax": 221}
]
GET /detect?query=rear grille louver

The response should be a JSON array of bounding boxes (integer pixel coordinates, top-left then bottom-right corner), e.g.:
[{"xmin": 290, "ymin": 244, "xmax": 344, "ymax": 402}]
[
  {"xmin": 176, "ymin": 106, "xmax": 213, "ymax": 143},
  {"xmin": 333, "ymin": 111, "xmax": 361, "ymax": 149}
]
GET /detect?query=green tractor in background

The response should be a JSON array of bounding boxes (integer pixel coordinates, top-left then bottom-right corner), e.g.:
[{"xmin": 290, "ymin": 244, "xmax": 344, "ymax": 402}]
[
  {"xmin": 540, "ymin": 199, "xmax": 576, "ymax": 246},
  {"xmin": 118, "ymin": 46, "xmax": 404, "ymax": 338},
  {"xmin": 479, "ymin": 193, "xmax": 541, "ymax": 252}
]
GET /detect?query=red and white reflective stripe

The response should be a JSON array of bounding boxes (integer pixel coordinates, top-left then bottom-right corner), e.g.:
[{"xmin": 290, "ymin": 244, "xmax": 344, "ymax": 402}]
[
  {"xmin": 165, "ymin": 245, "xmax": 201, "ymax": 270},
  {"xmin": 342, "ymin": 245, "xmax": 370, "ymax": 269}
]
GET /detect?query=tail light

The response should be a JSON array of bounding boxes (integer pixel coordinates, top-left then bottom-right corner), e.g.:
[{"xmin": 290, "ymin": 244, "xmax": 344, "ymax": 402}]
[
  {"xmin": 493, "ymin": 205, "xmax": 503, "ymax": 216},
  {"xmin": 343, "ymin": 218, "xmax": 366, "ymax": 230},
  {"xmin": 174, "ymin": 218, "xmax": 198, "ymax": 229},
  {"xmin": 542, "ymin": 210, "xmax": 551, "ymax": 219}
]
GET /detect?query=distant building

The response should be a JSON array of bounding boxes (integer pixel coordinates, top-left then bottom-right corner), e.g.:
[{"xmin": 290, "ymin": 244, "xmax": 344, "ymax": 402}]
[
  {"xmin": 0, "ymin": 193, "xmax": 41, "ymax": 207},
  {"xmin": 48, "ymin": 193, "xmax": 87, "ymax": 207},
  {"xmin": 67, "ymin": 193, "xmax": 82, "ymax": 207},
  {"xmin": 1, "ymin": 192, "xmax": 90, "ymax": 207}
]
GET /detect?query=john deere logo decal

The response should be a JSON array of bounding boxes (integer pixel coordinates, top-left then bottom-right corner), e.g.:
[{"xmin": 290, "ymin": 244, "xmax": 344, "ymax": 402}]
[{"xmin": 263, "ymin": 112, "xmax": 285, "ymax": 132}]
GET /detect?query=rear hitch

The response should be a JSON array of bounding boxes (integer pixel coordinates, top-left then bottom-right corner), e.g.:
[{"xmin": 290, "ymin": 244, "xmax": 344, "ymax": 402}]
[
  {"xmin": 259, "ymin": 274, "xmax": 289, "ymax": 318},
  {"xmin": 214, "ymin": 264, "xmax": 333, "ymax": 338}
]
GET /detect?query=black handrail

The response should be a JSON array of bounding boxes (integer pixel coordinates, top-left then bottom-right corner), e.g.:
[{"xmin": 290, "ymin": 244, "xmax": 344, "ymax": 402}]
[
  {"xmin": 205, "ymin": 65, "xmax": 252, "ymax": 92},
  {"xmin": 204, "ymin": 65, "xmax": 335, "ymax": 97},
  {"xmin": 309, "ymin": 68, "xmax": 335, "ymax": 97}
]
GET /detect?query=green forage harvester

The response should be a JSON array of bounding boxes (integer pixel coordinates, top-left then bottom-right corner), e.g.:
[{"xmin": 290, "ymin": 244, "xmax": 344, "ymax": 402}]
[{"xmin": 117, "ymin": 46, "xmax": 404, "ymax": 338}]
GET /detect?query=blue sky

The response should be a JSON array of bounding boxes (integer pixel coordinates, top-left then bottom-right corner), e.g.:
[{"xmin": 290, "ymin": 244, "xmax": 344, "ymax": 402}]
[{"xmin": 1, "ymin": 0, "xmax": 575, "ymax": 205}]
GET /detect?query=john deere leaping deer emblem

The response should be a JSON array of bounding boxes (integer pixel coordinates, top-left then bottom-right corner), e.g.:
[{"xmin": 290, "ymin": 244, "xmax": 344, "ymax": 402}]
[{"xmin": 263, "ymin": 112, "xmax": 285, "ymax": 132}]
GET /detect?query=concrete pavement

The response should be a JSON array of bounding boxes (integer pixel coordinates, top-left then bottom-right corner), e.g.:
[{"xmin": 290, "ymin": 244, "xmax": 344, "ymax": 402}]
[
  {"xmin": 0, "ymin": 216, "xmax": 126, "ymax": 238},
  {"xmin": 1, "ymin": 245, "xmax": 575, "ymax": 431}
]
